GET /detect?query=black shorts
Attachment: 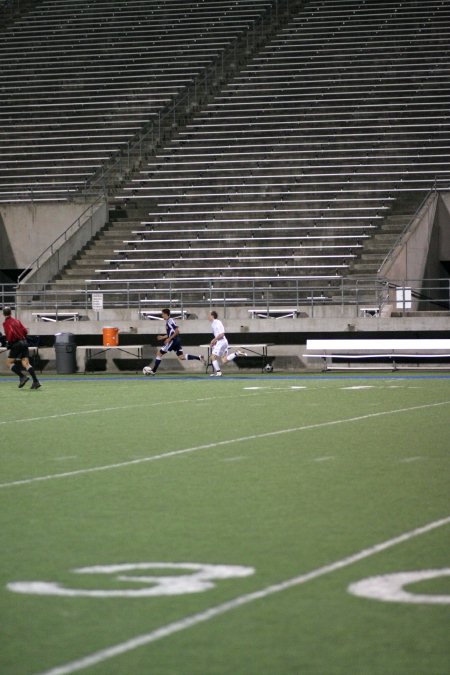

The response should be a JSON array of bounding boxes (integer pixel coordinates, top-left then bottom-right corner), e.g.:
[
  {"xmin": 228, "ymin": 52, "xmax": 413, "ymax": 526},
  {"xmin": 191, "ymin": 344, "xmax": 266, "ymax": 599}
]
[{"xmin": 9, "ymin": 339, "xmax": 29, "ymax": 360}]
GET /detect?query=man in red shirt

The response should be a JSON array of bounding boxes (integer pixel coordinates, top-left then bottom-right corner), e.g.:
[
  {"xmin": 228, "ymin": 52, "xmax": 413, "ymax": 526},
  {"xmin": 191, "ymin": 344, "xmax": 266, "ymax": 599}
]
[{"xmin": 2, "ymin": 307, "xmax": 41, "ymax": 389}]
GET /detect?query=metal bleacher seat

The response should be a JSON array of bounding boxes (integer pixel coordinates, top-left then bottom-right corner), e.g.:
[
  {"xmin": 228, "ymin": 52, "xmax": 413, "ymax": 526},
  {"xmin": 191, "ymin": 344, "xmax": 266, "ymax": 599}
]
[
  {"xmin": 93, "ymin": 0, "xmax": 448, "ymax": 298},
  {"xmin": 0, "ymin": 0, "xmax": 278, "ymax": 202}
]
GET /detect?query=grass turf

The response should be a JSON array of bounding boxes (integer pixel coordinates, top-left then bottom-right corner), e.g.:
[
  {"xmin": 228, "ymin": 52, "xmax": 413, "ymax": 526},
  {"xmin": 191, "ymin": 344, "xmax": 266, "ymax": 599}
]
[{"xmin": 0, "ymin": 373, "xmax": 449, "ymax": 674}]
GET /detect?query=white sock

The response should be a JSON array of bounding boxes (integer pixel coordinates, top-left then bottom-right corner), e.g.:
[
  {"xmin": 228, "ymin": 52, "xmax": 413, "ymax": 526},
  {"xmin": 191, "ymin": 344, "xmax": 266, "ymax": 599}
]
[
  {"xmin": 226, "ymin": 352, "xmax": 237, "ymax": 362},
  {"xmin": 212, "ymin": 359, "xmax": 220, "ymax": 372}
]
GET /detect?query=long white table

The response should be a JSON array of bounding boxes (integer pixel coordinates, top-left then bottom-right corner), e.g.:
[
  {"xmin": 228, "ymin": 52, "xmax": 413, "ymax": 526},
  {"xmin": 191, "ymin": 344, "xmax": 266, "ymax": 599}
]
[{"xmin": 78, "ymin": 345, "xmax": 145, "ymax": 372}]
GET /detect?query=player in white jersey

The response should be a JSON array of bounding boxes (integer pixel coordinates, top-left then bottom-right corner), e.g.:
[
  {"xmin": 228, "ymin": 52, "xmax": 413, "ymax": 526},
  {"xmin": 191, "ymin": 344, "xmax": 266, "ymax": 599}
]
[{"xmin": 209, "ymin": 310, "xmax": 246, "ymax": 377}]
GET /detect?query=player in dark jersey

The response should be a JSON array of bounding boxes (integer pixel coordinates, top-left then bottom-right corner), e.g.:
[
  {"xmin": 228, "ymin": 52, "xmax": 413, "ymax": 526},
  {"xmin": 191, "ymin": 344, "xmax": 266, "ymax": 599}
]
[
  {"xmin": 2, "ymin": 306, "xmax": 41, "ymax": 389},
  {"xmin": 144, "ymin": 308, "xmax": 204, "ymax": 376}
]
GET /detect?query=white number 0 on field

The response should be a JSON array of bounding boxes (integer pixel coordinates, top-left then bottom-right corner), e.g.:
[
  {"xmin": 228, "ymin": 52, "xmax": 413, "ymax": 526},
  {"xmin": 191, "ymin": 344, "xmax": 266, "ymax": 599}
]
[
  {"xmin": 348, "ymin": 568, "xmax": 450, "ymax": 605},
  {"xmin": 7, "ymin": 562, "xmax": 255, "ymax": 598}
]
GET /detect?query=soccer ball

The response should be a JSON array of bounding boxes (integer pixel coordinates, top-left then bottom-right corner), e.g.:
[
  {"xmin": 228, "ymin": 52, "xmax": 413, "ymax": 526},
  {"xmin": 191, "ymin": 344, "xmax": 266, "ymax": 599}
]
[
  {"xmin": 142, "ymin": 366, "xmax": 153, "ymax": 376},
  {"xmin": 264, "ymin": 363, "xmax": 274, "ymax": 373}
]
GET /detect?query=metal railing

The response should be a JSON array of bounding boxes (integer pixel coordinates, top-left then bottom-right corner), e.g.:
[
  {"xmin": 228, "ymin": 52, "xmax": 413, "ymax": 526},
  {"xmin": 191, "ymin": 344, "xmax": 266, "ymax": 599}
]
[{"xmin": 3, "ymin": 277, "xmax": 449, "ymax": 319}]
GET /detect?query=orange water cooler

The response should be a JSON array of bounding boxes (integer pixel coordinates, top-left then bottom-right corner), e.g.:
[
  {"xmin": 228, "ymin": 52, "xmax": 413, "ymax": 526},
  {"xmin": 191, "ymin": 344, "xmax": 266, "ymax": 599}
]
[{"xmin": 102, "ymin": 327, "xmax": 119, "ymax": 346}]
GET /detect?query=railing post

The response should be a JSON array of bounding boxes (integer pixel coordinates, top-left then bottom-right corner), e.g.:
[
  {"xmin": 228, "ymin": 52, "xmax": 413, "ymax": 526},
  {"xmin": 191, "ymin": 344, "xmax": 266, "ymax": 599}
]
[{"xmin": 355, "ymin": 279, "xmax": 359, "ymax": 316}]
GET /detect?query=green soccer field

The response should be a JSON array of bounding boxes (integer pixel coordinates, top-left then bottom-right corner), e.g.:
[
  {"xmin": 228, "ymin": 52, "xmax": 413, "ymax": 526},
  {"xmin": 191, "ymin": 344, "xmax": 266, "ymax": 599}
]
[{"xmin": 1, "ymin": 373, "xmax": 449, "ymax": 675}]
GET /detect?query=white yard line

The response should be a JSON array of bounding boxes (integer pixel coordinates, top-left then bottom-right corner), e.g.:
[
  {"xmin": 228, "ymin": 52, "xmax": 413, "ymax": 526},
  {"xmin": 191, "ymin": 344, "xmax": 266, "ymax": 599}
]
[
  {"xmin": 0, "ymin": 397, "xmax": 207, "ymax": 427},
  {"xmin": 1, "ymin": 400, "xmax": 449, "ymax": 490},
  {"xmin": 0, "ymin": 391, "xmax": 264, "ymax": 427},
  {"xmin": 35, "ymin": 514, "xmax": 450, "ymax": 675}
]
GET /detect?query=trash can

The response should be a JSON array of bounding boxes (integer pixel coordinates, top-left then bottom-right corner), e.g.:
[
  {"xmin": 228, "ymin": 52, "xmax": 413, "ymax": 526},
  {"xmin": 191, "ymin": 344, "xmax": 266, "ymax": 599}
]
[{"xmin": 54, "ymin": 332, "xmax": 77, "ymax": 374}]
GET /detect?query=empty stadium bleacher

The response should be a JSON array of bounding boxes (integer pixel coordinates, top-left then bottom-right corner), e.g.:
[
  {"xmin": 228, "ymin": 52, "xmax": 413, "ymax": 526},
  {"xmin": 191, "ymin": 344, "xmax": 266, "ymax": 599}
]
[
  {"xmin": 0, "ymin": 0, "xmax": 282, "ymax": 201},
  {"xmin": 5, "ymin": 0, "xmax": 450, "ymax": 309}
]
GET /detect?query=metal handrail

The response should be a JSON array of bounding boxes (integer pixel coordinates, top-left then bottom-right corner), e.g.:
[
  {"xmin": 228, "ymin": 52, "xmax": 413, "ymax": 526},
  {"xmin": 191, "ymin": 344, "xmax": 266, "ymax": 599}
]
[{"xmin": 5, "ymin": 277, "xmax": 449, "ymax": 317}]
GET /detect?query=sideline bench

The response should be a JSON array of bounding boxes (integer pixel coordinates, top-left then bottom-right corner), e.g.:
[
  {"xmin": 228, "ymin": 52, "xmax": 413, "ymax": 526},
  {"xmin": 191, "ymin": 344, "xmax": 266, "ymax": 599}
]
[
  {"xmin": 249, "ymin": 308, "xmax": 301, "ymax": 319},
  {"xmin": 358, "ymin": 307, "xmax": 380, "ymax": 317},
  {"xmin": 139, "ymin": 309, "xmax": 188, "ymax": 321},
  {"xmin": 32, "ymin": 312, "xmax": 80, "ymax": 322},
  {"xmin": 304, "ymin": 339, "xmax": 450, "ymax": 370}
]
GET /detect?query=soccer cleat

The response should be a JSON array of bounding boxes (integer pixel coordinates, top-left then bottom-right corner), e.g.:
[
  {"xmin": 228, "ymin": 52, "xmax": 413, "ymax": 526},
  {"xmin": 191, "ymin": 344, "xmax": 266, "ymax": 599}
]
[
  {"xmin": 18, "ymin": 375, "xmax": 30, "ymax": 388},
  {"xmin": 210, "ymin": 371, "xmax": 222, "ymax": 377},
  {"xmin": 236, "ymin": 350, "xmax": 247, "ymax": 357},
  {"xmin": 30, "ymin": 382, "xmax": 42, "ymax": 390}
]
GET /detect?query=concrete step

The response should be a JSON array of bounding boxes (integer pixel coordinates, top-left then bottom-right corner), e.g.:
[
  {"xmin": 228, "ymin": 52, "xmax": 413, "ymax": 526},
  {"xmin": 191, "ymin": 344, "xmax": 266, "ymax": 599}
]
[
  {"xmin": 359, "ymin": 253, "xmax": 385, "ymax": 261},
  {"xmin": 382, "ymin": 214, "xmax": 415, "ymax": 225},
  {"xmin": 363, "ymin": 242, "xmax": 395, "ymax": 253},
  {"xmin": 350, "ymin": 262, "xmax": 380, "ymax": 273},
  {"xmin": 372, "ymin": 233, "xmax": 399, "ymax": 243},
  {"xmin": 101, "ymin": 228, "xmax": 138, "ymax": 238}
]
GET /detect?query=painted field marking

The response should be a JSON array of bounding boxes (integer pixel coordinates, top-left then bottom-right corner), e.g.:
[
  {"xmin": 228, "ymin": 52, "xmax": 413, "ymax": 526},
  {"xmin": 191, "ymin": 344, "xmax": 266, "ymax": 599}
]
[
  {"xmin": 9, "ymin": 562, "xmax": 255, "ymax": 598},
  {"xmin": 1, "ymin": 399, "xmax": 449, "ymax": 490},
  {"xmin": 348, "ymin": 568, "xmax": 450, "ymax": 604},
  {"xmin": 52, "ymin": 456, "xmax": 78, "ymax": 462},
  {"xmin": 0, "ymin": 391, "xmax": 268, "ymax": 427},
  {"xmin": 34, "ymin": 514, "xmax": 450, "ymax": 675}
]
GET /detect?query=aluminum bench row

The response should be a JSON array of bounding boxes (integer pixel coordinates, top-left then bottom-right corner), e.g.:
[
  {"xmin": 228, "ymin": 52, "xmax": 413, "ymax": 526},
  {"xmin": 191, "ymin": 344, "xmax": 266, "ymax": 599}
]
[
  {"xmin": 226, "ymin": 71, "xmax": 450, "ymax": 88},
  {"xmin": 94, "ymin": 266, "xmax": 350, "ymax": 278},
  {"xmin": 153, "ymin": 139, "xmax": 450, "ymax": 154},
  {"xmin": 104, "ymin": 252, "xmax": 356, "ymax": 264},
  {"xmin": 126, "ymin": 234, "xmax": 372, "ymax": 243},
  {"xmin": 123, "ymin": 246, "xmax": 360, "ymax": 258},
  {"xmin": 133, "ymin": 223, "xmax": 377, "ymax": 232},
  {"xmin": 0, "ymin": 0, "xmax": 277, "ymax": 199},
  {"xmin": 84, "ymin": 273, "xmax": 343, "ymax": 284},
  {"xmin": 180, "ymin": 122, "xmax": 450, "ymax": 138},
  {"xmin": 304, "ymin": 339, "xmax": 450, "ymax": 370}
]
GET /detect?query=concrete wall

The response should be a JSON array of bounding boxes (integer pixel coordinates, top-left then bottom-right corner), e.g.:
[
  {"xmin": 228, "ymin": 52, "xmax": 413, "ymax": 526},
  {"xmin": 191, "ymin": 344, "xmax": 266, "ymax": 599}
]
[
  {"xmin": 379, "ymin": 191, "xmax": 438, "ymax": 284},
  {"xmin": 379, "ymin": 190, "xmax": 450, "ymax": 283},
  {"xmin": 21, "ymin": 198, "xmax": 108, "ymax": 287},
  {"xmin": 436, "ymin": 192, "xmax": 450, "ymax": 261},
  {"xmin": 0, "ymin": 199, "xmax": 100, "ymax": 270}
]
